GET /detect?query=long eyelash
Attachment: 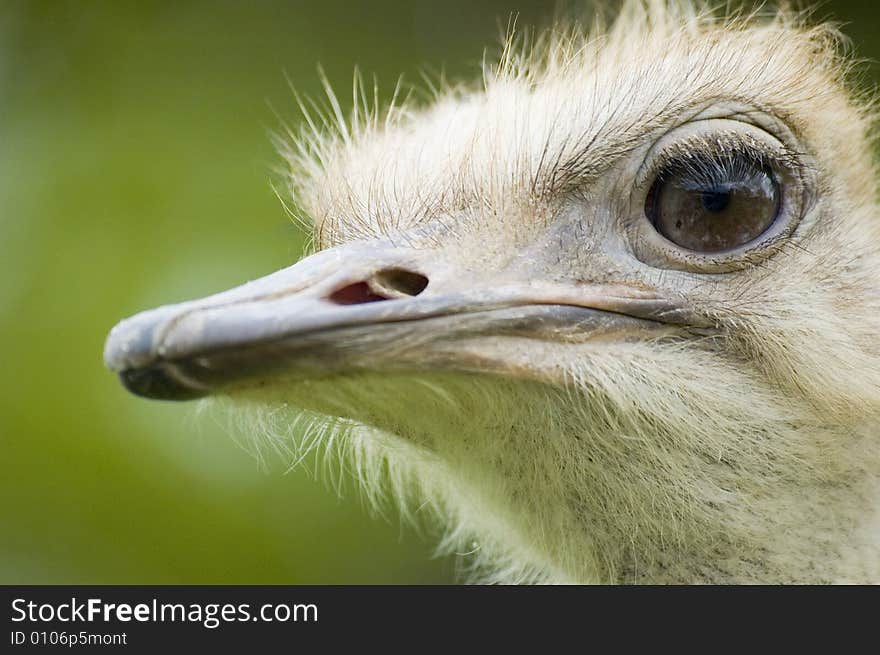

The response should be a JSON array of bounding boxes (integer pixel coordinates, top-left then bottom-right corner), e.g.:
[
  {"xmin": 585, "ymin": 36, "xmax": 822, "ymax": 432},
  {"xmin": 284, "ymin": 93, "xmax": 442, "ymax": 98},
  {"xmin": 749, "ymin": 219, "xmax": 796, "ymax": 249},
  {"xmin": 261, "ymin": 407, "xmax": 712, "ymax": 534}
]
[
  {"xmin": 645, "ymin": 131, "xmax": 801, "ymax": 188},
  {"xmin": 662, "ymin": 149, "xmax": 773, "ymax": 191}
]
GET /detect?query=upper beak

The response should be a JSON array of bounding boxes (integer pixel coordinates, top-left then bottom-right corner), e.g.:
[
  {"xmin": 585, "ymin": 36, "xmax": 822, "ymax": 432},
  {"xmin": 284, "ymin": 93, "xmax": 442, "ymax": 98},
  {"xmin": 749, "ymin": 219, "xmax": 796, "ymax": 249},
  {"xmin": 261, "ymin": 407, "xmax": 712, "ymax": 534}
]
[{"xmin": 104, "ymin": 239, "xmax": 683, "ymax": 400}]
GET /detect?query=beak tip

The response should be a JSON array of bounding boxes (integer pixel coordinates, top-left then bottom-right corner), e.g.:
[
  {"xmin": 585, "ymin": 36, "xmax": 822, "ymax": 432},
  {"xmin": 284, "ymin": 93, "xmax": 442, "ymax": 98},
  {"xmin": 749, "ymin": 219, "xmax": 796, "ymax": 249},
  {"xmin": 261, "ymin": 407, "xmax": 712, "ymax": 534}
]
[
  {"xmin": 104, "ymin": 308, "xmax": 170, "ymax": 373},
  {"xmin": 106, "ymin": 309, "xmax": 213, "ymax": 401}
]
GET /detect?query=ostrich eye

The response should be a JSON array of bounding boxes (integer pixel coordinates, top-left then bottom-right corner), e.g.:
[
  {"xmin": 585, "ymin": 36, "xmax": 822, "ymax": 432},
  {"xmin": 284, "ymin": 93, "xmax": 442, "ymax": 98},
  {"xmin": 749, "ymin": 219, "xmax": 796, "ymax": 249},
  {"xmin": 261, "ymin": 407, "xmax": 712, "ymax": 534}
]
[{"xmin": 645, "ymin": 152, "xmax": 781, "ymax": 253}]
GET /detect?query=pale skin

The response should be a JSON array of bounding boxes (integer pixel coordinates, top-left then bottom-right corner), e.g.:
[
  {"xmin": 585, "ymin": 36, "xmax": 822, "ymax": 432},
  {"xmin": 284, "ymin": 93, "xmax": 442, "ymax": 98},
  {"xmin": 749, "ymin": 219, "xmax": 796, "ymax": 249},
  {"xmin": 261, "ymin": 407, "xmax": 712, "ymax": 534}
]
[{"xmin": 105, "ymin": 2, "xmax": 880, "ymax": 583}]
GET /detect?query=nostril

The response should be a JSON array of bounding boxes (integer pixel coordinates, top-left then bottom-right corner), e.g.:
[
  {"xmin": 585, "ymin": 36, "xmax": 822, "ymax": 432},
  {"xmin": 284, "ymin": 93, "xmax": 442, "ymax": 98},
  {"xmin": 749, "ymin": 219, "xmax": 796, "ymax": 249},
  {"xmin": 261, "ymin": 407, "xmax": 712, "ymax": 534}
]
[
  {"xmin": 328, "ymin": 282, "xmax": 388, "ymax": 305},
  {"xmin": 371, "ymin": 268, "xmax": 429, "ymax": 297},
  {"xmin": 327, "ymin": 268, "xmax": 429, "ymax": 306}
]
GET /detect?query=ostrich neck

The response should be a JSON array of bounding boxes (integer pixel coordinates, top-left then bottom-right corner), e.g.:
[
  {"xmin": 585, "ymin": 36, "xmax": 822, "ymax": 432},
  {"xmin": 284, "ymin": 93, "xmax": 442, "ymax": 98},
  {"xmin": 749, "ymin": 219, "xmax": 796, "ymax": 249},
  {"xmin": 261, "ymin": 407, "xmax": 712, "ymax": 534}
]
[
  {"xmin": 434, "ymin": 421, "xmax": 880, "ymax": 585},
  {"xmin": 607, "ymin": 473, "xmax": 880, "ymax": 584},
  {"xmin": 242, "ymin": 373, "xmax": 880, "ymax": 584}
]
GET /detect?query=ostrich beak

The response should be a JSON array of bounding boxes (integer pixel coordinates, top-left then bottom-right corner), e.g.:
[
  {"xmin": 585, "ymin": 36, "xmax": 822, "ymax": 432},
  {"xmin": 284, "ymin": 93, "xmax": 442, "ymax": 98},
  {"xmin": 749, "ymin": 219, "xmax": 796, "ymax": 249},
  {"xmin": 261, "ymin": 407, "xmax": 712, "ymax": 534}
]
[{"xmin": 104, "ymin": 240, "xmax": 685, "ymax": 400}]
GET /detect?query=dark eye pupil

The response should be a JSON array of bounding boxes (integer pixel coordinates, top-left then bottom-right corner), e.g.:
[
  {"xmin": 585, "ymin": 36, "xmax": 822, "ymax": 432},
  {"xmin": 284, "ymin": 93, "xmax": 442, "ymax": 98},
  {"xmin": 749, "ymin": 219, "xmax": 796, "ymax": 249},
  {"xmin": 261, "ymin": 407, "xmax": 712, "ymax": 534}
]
[
  {"xmin": 646, "ymin": 157, "xmax": 780, "ymax": 253},
  {"xmin": 701, "ymin": 189, "xmax": 730, "ymax": 213}
]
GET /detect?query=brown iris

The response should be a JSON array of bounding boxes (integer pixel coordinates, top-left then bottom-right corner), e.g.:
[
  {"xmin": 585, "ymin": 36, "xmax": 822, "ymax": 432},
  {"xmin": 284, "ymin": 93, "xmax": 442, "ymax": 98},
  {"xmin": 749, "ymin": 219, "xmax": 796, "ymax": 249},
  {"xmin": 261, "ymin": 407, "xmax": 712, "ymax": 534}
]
[{"xmin": 646, "ymin": 153, "xmax": 781, "ymax": 253}]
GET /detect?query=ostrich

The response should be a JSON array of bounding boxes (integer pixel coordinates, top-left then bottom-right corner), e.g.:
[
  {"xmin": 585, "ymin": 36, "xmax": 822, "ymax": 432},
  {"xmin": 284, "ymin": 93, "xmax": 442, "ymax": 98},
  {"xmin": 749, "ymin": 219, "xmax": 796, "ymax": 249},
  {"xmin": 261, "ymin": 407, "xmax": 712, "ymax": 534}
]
[{"xmin": 104, "ymin": 1, "xmax": 880, "ymax": 584}]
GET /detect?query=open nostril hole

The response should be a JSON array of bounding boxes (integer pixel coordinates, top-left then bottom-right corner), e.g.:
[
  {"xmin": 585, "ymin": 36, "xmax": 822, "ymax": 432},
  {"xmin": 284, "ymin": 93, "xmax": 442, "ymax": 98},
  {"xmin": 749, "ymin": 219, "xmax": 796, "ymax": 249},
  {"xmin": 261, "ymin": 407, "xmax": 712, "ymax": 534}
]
[
  {"xmin": 328, "ymin": 282, "xmax": 388, "ymax": 305},
  {"xmin": 371, "ymin": 268, "xmax": 429, "ymax": 297},
  {"xmin": 327, "ymin": 268, "xmax": 429, "ymax": 305}
]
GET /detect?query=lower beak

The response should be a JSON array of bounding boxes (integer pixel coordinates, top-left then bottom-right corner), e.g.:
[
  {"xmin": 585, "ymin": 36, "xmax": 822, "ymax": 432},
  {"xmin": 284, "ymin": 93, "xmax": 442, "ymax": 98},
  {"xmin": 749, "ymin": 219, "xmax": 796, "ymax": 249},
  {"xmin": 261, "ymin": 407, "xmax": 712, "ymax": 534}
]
[{"xmin": 104, "ymin": 240, "xmax": 682, "ymax": 400}]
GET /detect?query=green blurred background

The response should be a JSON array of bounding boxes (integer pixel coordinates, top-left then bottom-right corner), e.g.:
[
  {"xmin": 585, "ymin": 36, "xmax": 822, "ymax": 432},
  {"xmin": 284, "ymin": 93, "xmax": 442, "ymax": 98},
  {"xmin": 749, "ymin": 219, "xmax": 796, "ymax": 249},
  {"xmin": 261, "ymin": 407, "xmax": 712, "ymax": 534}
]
[{"xmin": 1, "ymin": 0, "xmax": 876, "ymax": 584}]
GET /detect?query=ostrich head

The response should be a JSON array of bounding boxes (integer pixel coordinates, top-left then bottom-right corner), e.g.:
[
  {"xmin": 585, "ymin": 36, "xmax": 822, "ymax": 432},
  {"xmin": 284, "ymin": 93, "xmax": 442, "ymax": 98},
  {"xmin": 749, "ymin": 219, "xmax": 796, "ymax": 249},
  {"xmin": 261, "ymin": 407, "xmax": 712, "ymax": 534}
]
[{"xmin": 104, "ymin": 1, "xmax": 880, "ymax": 583}]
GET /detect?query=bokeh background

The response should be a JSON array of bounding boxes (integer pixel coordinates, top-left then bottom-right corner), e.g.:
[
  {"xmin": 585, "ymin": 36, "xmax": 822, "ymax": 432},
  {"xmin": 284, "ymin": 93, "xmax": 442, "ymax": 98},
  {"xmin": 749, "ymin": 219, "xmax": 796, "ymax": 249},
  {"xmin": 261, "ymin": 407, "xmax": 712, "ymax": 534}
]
[{"xmin": 1, "ymin": 0, "xmax": 876, "ymax": 584}]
